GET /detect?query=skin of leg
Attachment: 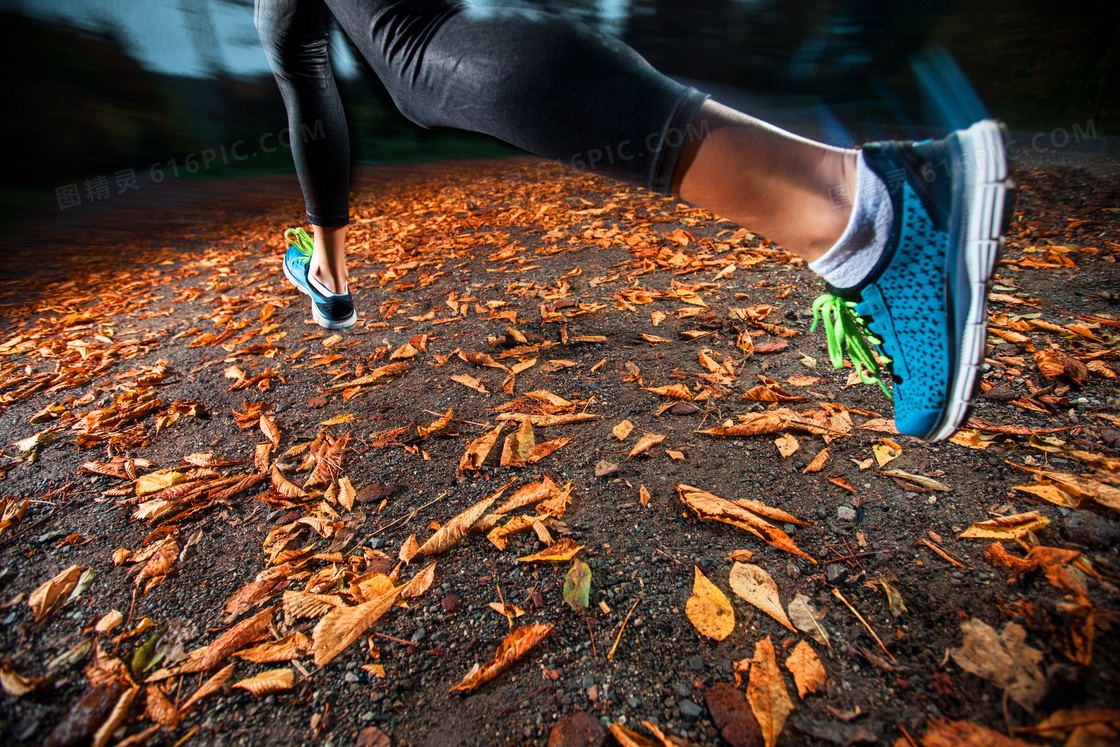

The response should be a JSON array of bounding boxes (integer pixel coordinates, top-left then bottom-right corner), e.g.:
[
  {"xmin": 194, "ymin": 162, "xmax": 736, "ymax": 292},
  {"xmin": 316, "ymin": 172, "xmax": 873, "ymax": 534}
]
[
  {"xmin": 303, "ymin": 101, "xmax": 856, "ymax": 288},
  {"xmin": 306, "ymin": 104, "xmax": 855, "ymax": 292},
  {"xmin": 672, "ymin": 100, "xmax": 859, "ymax": 262},
  {"xmin": 310, "ymin": 224, "xmax": 348, "ymax": 295}
]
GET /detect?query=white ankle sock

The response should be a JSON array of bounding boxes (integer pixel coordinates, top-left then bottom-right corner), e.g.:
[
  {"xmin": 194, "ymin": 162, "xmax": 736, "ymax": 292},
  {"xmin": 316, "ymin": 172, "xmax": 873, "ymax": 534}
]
[
  {"xmin": 809, "ymin": 154, "xmax": 893, "ymax": 290},
  {"xmin": 309, "ymin": 273, "xmax": 347, "ymax": 297}
]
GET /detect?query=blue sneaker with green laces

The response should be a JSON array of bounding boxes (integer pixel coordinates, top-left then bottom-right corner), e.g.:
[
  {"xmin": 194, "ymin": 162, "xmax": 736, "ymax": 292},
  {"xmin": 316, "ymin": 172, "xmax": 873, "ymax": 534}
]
[
  {"xmin": 811, "ymin": 119, "xmax": 1015, "ymax": 441},
  {"xmin": 282, "ymin": 227, "xmax": 357, "ymax": 330}
]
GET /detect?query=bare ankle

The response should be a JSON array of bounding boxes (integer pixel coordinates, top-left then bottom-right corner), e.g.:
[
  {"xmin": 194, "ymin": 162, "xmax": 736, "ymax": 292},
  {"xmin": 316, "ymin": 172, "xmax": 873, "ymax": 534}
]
[{"xmin": 309, "ymin": 263, "xmax": 348, "ymax": 295}]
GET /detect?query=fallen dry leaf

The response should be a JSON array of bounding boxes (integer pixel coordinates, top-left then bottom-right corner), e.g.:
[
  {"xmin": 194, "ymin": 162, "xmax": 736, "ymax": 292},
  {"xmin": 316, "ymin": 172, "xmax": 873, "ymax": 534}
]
[
  {"xmin": 959, "ymin": 511, "xmax": 1050, "ymax": 540},
  {"xmin": 450, "ymin": 623, "xmax": 552, "ymax": 692},
  {"xmin": 613, "ymin": 420, "xmax": 634, "ymax": 441},
  {"xmin": 746, "ymin": 636, "xmax": 794, "ymax": 747},
  {"xmin": 788, "ymin": 593, "xmax": 830, "ymax": 647},
  {"xmin": 803, "ymin": 447, "xmax": 829, "ymax": 473},
  {"xmin": 678, "ymin": 485, "xmax": 816, "ymax": 564},
  {"xmin": 920, "ymin": 718, "xmax": 1039, "ymax": 747},
  {"xmin": 774, "ymin": 433, "xmax": 799, "ymax": 458},
  {"xmin": 785, "ymin": 640, "xmax": 825, "ymax": 698},
  {"xmin": 400, "ymin": 562, "xmax": 436, "ymax": 599},
  {"xmin": 517, "ymin": 537, "xmax": 582, "ymax": 563},
  {"xmin": 420, "ymin": 491, "xmax": 502, "ymax": 555},
  {"xmin": 628, "ymin": 432, "xmax": 666, "ymax": 459},
  {"xmin": 450, "ymin": 373, "xmax": 488, "ymax": 394},
  {"xmin": 29, "ymin": 564, "xmax": 84, "ymax": 622},
  {"xmin": 233, "ymin": 632, "xmax": 310, "ymax": 663},
  {"xmin": 312, "ymin": 586, "xmax": 402, "ymax": 667},
  {"xmin": 685, "ymin": 566, "xmax": 735, "ymax": 641},
  {"xmin": 417, "ymin": 407, "xmax": 454, "ymax": 438},
  {"xmin": 950, "ymin": 618, "xmax": 1046, "ymax": 712},
  {"xmin": 458, "ymin": 424, "xmax": 503, "ymax": 475},
  {"xmin": 233, "ymin": 668, "xmax": 293, "ymax": 697},
  {"xmin": 729, "ymin": 562, "xmax": 794, "ymax": 631},
  {"xmin": 260, "ymin": 414, "xmax": 280, "ymax": 448}
]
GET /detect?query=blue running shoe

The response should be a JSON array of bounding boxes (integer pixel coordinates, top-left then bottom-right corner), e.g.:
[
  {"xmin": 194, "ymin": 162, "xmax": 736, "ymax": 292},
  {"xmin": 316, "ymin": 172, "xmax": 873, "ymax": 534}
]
[
  {"xmin": 282, "ymin": 227, "xmax": 357, "ymax": 330},
  {"xmin": 812, "ymin": 119, "xmax": 1015, "ymax": 441}
]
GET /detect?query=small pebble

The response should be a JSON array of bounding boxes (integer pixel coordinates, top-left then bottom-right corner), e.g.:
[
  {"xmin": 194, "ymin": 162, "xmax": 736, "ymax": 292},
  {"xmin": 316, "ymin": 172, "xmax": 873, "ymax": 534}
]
[
  {"xmin": 836, "ymin": 506, "xmax": 856, "ymax": 522},
  {"xmin": 679, "ymin": 700, "xmax": 703, "ymax": 719}
]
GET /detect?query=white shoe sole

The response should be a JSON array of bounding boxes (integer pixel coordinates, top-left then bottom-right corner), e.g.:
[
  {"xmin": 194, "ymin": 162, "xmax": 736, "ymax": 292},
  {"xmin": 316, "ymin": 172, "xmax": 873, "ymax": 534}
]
[{"xmin": 929, "ymin": 119, "xmax": 1014, "ymax": 442}]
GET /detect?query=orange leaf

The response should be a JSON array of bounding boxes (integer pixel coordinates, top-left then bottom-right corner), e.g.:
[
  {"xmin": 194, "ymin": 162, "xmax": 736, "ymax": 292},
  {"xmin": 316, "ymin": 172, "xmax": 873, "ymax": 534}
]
[
  {"xmin": 312, "ymin": 586, "xmax": 402, "ymax": 667},
  {"xmin": 450, "ymin": 624, "xmax": 552, "ymax": 692},
  {"xmin": 628, "ymin": 432, "xmax": 666, "ymax": 459},
  {"xmin": 729, "ymin": 562, "xmax": 795, "ymax": 631},
  {"xmin": 28, "ymin": 564, "xmax": 84, "ymax": 622},
  {"xmin": 458, "ymin": 424, "xmax": 504, "ymax": 475},
  {"xmin": 233, "ymin": 668, "xmax": 293, "ymax": 697},
  {"xmin": 260, "ymin": 414, "xmax": 280, "ymax": 448},
  {"xmin": 417, "ymin": 407, "xmax": 454, "ymax": 438},
  {"xmin": 746, "ymin": 636, "xmax": 794, "ymax": 747},
  {"xmin": 451, "ymin": 373, "xmax": 488, "ymax": 394},
  {"xmin": 785, "ymin": 640, "xmax": 825, "ymax": 698},
  {"xmin": 419, "ymin": 491, "xmax": 502, "ymax": 555},
  {"xmin": 271, "ymin": 464, "xmax": 307, "ymax": 499},
  {"xmin": 527, "ymin": 435, "xmax": 572, "ymax": 464},
  {"xmin": 517, "ymin": 537, "xmax": 583, "ymax": 563},
  {"xmin": 400, "ymin": 562, "xmax": 436, "ymax": 599}
]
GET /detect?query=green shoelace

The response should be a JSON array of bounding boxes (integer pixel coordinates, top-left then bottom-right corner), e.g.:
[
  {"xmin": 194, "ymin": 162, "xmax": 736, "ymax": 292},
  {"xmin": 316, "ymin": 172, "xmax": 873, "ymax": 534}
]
[
  {"xmin": 809, "ymin": 294, "xmax": 892, "ymax": 398},
  {"xmin": 284, "ymin": 226, "xmax": 314, "ymax": 257}
]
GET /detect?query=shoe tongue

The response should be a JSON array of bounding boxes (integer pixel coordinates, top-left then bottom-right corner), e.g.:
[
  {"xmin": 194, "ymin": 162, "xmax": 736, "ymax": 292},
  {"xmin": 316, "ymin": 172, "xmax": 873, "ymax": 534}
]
[{"xmin": 309, "ymin": 274, "xmax": 347, "ymax": 297}]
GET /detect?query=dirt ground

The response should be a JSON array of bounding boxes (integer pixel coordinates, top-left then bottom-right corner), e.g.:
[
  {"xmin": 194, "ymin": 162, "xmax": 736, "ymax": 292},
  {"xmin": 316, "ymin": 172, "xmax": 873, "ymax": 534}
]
[{"xmin": 1, "ymin": 156, "xmax": 1118, "ymax": 747}]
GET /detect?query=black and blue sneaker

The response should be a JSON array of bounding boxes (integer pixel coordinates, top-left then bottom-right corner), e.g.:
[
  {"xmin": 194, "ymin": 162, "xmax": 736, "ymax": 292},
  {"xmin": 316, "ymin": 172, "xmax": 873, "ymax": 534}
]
[
  {"xmin": 811, "ymin": 119, "xmax": 1015, "ymax": 441},
  {"xmin": 282, "ymin": 227, "xmax": 357, "ymax": 330}
]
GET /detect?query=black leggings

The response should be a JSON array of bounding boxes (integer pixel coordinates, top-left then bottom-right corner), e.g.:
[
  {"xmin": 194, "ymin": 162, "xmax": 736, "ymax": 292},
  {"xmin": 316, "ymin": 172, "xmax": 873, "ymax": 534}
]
[{"xmin": 254, "ymin": 0, "xmax": 709, "ymax": 227}]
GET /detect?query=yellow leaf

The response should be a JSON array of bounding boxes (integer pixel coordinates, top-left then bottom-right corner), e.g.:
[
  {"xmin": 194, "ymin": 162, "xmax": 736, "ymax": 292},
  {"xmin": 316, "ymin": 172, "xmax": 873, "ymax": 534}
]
[
  {"xmin": 319, "ymin": 413, "xmax": 355, "ymax": 426},
  {"xmin": 450, "ymin": 624, "xmax": 552, "ymax": 692},
  {"xmin": 872, "ymin": 438, "xmax": 902, "ymax": 468},
  {"xmin": 233, "ymin": 668, "xmax": 293, "ymax": 697},
  {"xmin": 785, "ymin": 640, "xmax": 825, "ymax": 698},
  {"xmin": 728, "ymin": 562, "xmax": 794, "ymax": 631},
  {"xmin": 685, "ymin": 567, "xmax": 735, "ymax": 641}
]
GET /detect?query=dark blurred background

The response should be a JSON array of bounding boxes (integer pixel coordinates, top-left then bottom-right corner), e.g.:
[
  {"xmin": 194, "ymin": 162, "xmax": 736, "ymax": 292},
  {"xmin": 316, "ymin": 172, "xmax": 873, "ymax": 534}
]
[{"xmin": 1, "ymin": 0, "xmax": 1117, "ymax": 223}]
